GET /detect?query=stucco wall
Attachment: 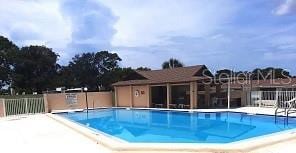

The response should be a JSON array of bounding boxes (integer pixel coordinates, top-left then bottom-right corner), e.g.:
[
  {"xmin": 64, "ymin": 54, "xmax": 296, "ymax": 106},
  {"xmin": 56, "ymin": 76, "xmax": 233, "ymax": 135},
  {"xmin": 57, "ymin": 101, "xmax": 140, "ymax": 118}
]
[
  {"xmin": 116, "ymin": 85, "xmax": 150, "ymax": 108},
  {"xmin": 132, "ymin": 85, "xmax": 149, "ymax": 107},
  {"xmin": 46, "ymin": 91, "xmax": 113, "ymax": 112},
  {"xmin": 117, "ymin": 86, "xmax": 132, "ymax": 107},
  {"xmin": 0, "ymin": 99, "xmax": 4, "ymax": 117}
]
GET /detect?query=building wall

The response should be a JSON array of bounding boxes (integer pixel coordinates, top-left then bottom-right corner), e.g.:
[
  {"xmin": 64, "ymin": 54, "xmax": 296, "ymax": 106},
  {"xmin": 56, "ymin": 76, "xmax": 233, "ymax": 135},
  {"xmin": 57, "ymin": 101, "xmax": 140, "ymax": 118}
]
[
  {"xmin": 132, "ymin": 85, "xmax": 149, "ymax": 107},
  {"xmin": 46, "ymin": 91, "xmax": 113, "ymax": 112},
  {"xmin": 230, "ymin": 90, "xmax": 243, "ymax": 99},
  {"xmin": 116, "ymin": 85, "xmax": 150, "ymax": 108},
  {"xmin": 117, "ymin": 86, "xmax": 132, "ymax": 107}
]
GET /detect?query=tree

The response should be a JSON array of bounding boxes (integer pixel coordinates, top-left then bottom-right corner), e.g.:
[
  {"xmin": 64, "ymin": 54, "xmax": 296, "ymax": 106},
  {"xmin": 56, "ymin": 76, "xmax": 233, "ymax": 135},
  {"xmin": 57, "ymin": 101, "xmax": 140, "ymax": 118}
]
[
  {"xmin": 62, "ymin": 51, "xmax": 121, "ymax": 90},
  {"xmin": 0, "ymin": 36, "xmax": 19, "ymax": 89},
  {"xmin": 55, "ymin": 66, "xmax": 78, "ymax": 88},
  {"xmin": 136, "ymin": 67, "xmax": 151, "ymax": 71},
  {"xmin": 162, "ymin": 58, "xmax": 184, "ymax": 69},
  {"xmin": 12, "ymin": 45, "xmax": 59, "ymax": 93},
  {"xmin": 101, "ymin": 67, "xmax": 135, "ymax": 90},
  {"xmin": 251, "ymin": 67, "xmax": 291, "ymax": 80},
  {"xmin": 215, "ymin": 69, "xmax": 235, "ymax": 78}
]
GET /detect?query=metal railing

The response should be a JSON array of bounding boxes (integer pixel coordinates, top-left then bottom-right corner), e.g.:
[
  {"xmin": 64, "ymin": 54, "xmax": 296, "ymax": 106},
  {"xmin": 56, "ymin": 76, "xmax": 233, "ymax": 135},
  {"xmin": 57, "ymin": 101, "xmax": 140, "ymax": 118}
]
[
  {"xmin": 3, "ymin": 98, "xmax": 45, "ymax": 116},
  {"xmin": 250, "ymin": 91, "xmax": 296, "ymax": 108}
]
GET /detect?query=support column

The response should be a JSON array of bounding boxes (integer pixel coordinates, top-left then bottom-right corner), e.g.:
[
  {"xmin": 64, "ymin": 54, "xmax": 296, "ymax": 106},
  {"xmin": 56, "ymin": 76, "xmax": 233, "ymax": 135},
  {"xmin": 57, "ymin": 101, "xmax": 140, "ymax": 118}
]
[
  {"xmin": 166, "ymin": 83, "xmax": 171, "ymax": 109},
  {"xmin": 216, "ymin": 84, "xmax": 221, "ymax": 95},
  {"xmin": 227, "ymin": 79, "xmax": 230, "ymax": 109},
  {"xmin": 216, "ymin": 84, "xmax": 221, "ymax": 107},
  {"xmin": 196, "ymin": 84, "xmax": 199, "ymax": 108},
  {"xmin": 205, "ymin": 84, "xmax": 210, "ymax": 107},
  {"xmin": 114, "ymin": 86, "xmax": 118, "ymax": 107},
  {"xmin": 130, "ymin": 85, "xmax": 133, "ymax": 107},
  {"xmin": 147, "ymin": 85, "xmax": 150, "ymax": 108},
  {"xmin": 275, "ymin": 90, "xmax": 279, "ymax": 107},
  {"xmin": 190, "ymin": 82, "xmax": 197, "ymax": 109},
  {"xmin": 0, "ymin": 98, "xmax": 5, "ymax": 117},
  {"xmin": 43, "ymin": 94, "xmax": 49, "ymax": 113},
  {"xmin": 241, "ymin": 90, "xmax": 247, "ymax": 107}
]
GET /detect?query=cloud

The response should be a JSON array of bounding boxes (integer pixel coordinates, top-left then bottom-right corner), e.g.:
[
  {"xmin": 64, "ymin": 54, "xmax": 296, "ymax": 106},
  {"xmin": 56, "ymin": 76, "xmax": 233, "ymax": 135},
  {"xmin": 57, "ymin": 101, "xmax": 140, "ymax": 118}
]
[
  {"xmin": 264, "ymin": 51, "xmax": 296, "ymax": 60},
  {"xmin": 60, "ymin": 0, "xmax": 118, "ymax": 56},
  {"xmin": 100, "ymin": 0, "xmax": 240, "ymax": 47},
  {"xmin": 100, "ymin": 0, "xmax": 296, "ymax": 73},
  {"xmin": 274, "ymin": 0, "xmax": 296, "ymax": 15},
  {"xmin": 0, "ymin": 0, "xmax": 71, "ymax": 49},
  {"xmin": 0, "ymin": 0, "xmax": 117, "ymax": 63},
  {"xmin": 1, "ymin": 0, "xmax": 296, "ymax": 74}
]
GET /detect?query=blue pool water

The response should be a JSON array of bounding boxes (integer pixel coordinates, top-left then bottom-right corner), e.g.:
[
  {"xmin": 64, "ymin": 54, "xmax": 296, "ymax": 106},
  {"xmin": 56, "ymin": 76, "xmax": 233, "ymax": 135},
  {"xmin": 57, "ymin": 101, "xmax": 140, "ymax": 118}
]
[{"xmin": 58, "ymin": 108, "xmax": 296, "ymax": 143}]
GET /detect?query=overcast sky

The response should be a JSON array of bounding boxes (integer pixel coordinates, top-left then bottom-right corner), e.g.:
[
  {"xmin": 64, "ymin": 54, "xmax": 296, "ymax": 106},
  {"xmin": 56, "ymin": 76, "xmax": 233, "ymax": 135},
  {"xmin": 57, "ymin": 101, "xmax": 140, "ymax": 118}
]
[{"xmin": 0, "ymin": 0, "xmax": 296, "ymax": 73}]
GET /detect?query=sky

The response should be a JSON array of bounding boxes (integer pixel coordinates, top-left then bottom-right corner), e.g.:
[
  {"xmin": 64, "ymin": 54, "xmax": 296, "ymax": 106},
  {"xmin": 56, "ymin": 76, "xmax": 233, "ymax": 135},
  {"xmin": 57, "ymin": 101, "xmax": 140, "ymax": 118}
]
[{"xmin": 0, "ymin": 0, "xmax": 296, "ymax": 74}]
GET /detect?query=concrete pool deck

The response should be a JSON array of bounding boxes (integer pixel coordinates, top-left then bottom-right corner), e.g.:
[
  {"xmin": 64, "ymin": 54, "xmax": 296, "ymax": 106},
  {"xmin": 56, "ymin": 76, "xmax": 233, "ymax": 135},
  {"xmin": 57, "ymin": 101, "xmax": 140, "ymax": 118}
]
[
  {"xmin": 1, "ymin": 107, "xmax": 296, "ymax": 153},
  {"xmin": 0, "ymin": 114, "xmax": 112, "ymax": 153}
]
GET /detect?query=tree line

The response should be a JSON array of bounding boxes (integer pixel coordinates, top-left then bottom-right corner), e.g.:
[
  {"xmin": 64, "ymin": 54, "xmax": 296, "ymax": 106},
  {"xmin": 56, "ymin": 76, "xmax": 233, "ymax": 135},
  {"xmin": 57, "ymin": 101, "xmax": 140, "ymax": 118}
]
[
  {"xmin": 0, "ymin": 35, "xmax": 293, "ymax": 94},
  {"xmin": 0, "ymin": 36, "xmax": 182, "ymax": 94},
  {"xmin": 0, "ymin": 36, "xmax": 130, "ymax": 93}
]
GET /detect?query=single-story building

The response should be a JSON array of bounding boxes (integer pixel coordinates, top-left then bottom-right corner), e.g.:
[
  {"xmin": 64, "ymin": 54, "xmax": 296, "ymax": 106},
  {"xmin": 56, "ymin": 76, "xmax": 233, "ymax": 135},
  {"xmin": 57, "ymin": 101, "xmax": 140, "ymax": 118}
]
[
  {"xmin": 113, "ymin": 65, "xmax": 240, "ymax": 109},
  {"xmin": 113, "ymin": 65, "xmax": 296, "ymax": 109}
]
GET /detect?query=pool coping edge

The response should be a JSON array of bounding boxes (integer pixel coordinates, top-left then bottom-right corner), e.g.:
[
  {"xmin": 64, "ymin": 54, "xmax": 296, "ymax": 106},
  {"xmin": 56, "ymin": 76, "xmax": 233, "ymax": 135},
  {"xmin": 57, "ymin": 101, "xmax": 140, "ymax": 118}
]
[{"xmin": 46, "ymin": 111, "xmax": 296, "ymax": 153}]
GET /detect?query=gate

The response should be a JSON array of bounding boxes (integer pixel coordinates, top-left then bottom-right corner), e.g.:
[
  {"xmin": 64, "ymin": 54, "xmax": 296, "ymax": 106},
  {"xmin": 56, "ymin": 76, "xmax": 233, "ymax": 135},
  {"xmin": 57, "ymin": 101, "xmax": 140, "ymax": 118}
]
[{"xmin": 3, "ymin": 97, "xmax": 45, "ymax": 116}]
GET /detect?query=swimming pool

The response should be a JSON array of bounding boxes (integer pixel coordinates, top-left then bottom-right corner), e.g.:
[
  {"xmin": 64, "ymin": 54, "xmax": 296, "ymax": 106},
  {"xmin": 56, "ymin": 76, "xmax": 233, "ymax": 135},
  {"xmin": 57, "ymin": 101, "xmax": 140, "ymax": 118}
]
[{"xmin": 58, "ymin": 108, "xmax": 296, "ymax": 143}]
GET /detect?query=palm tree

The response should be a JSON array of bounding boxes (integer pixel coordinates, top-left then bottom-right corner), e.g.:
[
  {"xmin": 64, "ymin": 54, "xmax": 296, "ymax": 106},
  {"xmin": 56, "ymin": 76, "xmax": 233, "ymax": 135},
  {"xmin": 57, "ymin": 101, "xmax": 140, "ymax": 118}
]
[{"xmin": 162, "ymin": 58, "xmax": 184, "ymax": 69}]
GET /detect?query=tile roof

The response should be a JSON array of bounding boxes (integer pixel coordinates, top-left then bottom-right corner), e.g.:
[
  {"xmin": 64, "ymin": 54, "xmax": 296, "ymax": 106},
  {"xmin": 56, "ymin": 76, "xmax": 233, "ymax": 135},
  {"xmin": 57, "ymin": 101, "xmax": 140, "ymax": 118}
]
[
  {"xmin": 113, "ymin": 65, "xmax": 209, "ymax": 86},
  {"xmin": 221, "ymin": 78, "xmax": 296, "ymax": 88}
]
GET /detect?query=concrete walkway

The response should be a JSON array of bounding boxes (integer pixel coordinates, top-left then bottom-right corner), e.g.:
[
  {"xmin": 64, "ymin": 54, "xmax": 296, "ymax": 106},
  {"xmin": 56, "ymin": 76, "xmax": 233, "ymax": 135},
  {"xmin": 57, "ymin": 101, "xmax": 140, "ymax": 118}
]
[
  {"xmin": 0, "ymin": 114, "xmax": 111, "ymax": 153},
  {"xmin": 250, "ymin": 139, "xmax": 296, "ymax": 153}
]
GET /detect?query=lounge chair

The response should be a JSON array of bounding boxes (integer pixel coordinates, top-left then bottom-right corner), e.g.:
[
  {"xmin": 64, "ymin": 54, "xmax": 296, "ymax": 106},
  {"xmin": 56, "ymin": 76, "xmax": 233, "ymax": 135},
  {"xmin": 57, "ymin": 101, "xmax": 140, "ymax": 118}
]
[
  {"xmin": 169, "ymin": 104, "xmax": 177, "ymax": 109},
  {"xmin": 154, "ymin": 103, "xmax": 163, "ymax": 108},
  {"xmin": 255, "ymin": 100, "xmax": 277, "ymax": 107}
]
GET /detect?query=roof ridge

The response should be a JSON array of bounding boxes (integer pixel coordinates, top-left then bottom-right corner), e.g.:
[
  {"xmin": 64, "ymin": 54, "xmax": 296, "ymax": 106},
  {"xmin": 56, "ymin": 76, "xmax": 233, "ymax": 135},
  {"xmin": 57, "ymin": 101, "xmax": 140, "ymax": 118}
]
[{"xmin": 113, "ymin": 65, "xmax": 208, "ymax": 86}]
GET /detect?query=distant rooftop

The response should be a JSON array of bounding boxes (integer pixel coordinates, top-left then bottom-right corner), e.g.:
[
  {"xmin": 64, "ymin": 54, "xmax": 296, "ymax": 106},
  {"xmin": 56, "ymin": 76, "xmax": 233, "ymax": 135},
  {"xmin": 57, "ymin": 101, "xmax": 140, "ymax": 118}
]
[{"xmin": 221, "ymin": 78, "xmax": 296, "ymax": 89}]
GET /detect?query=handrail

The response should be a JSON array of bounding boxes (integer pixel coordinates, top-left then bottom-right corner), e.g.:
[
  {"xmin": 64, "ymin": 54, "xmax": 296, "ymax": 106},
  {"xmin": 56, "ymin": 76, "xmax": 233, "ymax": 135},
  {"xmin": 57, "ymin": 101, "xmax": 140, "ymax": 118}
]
[{"xmin": 275, "ymin": 97, "xmax": 296, "ymax": 124}]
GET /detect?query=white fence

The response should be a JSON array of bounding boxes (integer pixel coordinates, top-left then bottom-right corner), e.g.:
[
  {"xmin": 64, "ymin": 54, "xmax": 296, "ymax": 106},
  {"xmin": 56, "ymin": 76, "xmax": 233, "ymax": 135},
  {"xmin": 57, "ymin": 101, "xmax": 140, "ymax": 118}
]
[
  {"xmin": 3, "ymin": 98, "xmax": 45, "ymax": 116},
  {"xmin": 250, "ymin": 91, "xmax": 296, "ymax": 108}
]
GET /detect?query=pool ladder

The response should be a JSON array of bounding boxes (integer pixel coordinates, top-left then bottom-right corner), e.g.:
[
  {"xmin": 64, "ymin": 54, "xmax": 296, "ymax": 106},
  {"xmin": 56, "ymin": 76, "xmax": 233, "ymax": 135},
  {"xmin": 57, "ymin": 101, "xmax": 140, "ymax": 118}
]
[
  {"xmin": 275, "ymin": 103, "xmax": 296, "ymax": 124},
  {"xmin": 274, "ymin": 107, "xmax": 287, "ymax": 124}
]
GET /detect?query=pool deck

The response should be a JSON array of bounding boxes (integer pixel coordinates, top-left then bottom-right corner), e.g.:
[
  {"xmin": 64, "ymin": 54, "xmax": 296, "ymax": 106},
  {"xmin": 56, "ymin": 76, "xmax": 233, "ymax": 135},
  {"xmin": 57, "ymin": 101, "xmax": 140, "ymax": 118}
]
[
  {"xmin": 0, "ymin": 114, "xmax": 111, "ymax": 153},
  {"xmin": 1, "ymin": 107, "xmax": 296, "ymax": 153}
]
